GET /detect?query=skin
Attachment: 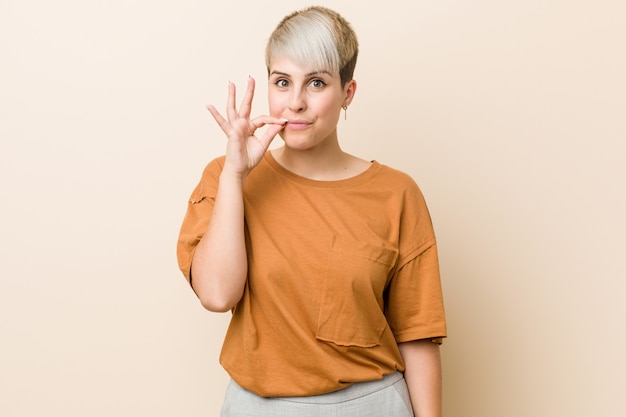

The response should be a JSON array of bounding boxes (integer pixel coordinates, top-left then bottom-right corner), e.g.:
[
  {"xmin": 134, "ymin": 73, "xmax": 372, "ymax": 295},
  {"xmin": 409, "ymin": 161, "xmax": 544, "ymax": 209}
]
[
  {"xmin": 399, "ymin": 340, "xmax": 443, "ymax": 417},
  {"xmin": 191, "ymin": 78, "xmax": 286, "ymax": 312},
  {"xmin": 193, "ymin": 57, "xmax": 443, "ymax": 417},
  {"xmin": 267, "ymin": 56, "xmax": 367, "ymax": 180}
]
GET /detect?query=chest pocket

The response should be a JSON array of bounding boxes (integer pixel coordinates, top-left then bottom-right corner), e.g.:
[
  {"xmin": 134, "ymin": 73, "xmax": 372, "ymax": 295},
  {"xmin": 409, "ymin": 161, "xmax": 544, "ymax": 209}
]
[{"xmin": 315, "ymin": 236, "xmax": 398, "ymax": 348}]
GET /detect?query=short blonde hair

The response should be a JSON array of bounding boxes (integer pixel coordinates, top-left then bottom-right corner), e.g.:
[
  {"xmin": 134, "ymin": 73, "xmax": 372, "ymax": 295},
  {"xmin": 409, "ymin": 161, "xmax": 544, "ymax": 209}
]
[{"xmin": 265, "ymin": 6, "xmax": 359, "ymax": 86}]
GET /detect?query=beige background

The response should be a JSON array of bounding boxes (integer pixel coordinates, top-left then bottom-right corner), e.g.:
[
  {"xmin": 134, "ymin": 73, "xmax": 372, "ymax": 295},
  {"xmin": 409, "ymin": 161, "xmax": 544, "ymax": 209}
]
[{"xmin": 1, "ymin": 0, "xmax": 624, "ymax": 416}]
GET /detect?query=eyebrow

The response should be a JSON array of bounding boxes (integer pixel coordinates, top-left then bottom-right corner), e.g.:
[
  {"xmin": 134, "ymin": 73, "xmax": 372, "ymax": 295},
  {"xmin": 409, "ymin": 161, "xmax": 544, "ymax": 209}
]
[{"xmin": 270, "ymin": 70, "xmax": 333, "ymax": 77}]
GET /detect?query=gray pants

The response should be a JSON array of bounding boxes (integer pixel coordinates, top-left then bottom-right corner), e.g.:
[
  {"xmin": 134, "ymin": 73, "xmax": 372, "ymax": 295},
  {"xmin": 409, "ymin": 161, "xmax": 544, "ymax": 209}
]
[{"xmin": 220, "ymin": 372, "xmax": 414, "ymax": 417}]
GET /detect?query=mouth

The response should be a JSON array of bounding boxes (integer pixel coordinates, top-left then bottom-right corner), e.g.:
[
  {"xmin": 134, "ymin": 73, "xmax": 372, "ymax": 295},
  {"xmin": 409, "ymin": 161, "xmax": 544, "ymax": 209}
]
[{"xmin": 285, "ymin": 120, "xmax": 312, "ymax": 130}]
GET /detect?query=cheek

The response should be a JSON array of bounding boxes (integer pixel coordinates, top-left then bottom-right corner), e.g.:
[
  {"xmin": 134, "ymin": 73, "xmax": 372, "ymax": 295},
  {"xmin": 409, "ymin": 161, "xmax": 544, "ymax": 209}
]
[
  {"xmin": 315, "ymin": 97, "xmax": 342, "ymax": 119},
  {"xmin": 268, "ymin": 94, "xmax": 283, "ymax": 117}
]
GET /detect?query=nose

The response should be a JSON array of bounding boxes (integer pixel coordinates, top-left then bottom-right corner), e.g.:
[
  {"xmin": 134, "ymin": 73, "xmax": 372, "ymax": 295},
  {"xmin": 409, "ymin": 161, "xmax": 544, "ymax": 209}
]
[{"xmin": 287, "ymin": 89, "xmax": 306, "ymax": 113}]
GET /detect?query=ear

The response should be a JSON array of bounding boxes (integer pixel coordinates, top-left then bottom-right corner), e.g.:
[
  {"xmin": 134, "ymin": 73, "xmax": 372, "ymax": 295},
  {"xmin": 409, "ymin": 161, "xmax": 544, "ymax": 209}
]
[{"xmin": 343, "ymin": 79, "xmax": 357, "ymax": 107}]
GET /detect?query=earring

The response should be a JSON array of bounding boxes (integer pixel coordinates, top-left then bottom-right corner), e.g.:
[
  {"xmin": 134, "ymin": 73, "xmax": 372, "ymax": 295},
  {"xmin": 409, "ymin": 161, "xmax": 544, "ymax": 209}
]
[{"xmin": 343, "ymin": 105, "xmax": 348, "ymax": 120}]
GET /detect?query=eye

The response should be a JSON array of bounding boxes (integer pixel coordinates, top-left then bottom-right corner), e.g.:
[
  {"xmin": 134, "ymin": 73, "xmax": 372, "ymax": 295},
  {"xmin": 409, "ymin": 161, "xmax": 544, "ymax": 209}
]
[
  {"xmin": 274, "ymin": 78, "xmax": 290, "ymax": 88},
  {"xmin": 310, "ymin": 79, "xmax": 326, "ymax": 88}
]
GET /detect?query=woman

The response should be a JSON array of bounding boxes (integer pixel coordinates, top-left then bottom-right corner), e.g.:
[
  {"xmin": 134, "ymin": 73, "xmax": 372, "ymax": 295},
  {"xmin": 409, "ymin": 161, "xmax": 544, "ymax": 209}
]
[{"xmin": 177, "ymin": 6, "xmax": 446, "ymax": 417}]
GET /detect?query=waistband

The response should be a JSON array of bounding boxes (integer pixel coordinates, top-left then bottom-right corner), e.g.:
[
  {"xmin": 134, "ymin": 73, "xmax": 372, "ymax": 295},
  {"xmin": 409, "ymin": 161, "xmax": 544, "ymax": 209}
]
[{"xmin": 268, "ymin": 372, "xmax": 404, "ymax": 404}]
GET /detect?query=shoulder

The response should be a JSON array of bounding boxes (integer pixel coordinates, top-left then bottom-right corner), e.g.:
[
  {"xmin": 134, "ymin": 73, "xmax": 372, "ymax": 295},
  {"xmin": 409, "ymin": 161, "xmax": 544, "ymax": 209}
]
[
  {"xmin": 373, "ymin": 163, "xmax": 425, "ymax": 196},
  {"xmin": 186, "ymin": 156, "xmax": 226, "ymax": 203},
  {"xmin": 200, "ymin": 155, "xmax": 226, "ymax": 178},
  {"xmin": 376, "ymin": 163, "xmax": 417, "ymax": 182},
  {"xmin": 195, "ymin": 155, "xmax": 275, "ymax": 198},
  {"xmin": 197, "ymin": 155, "xmax": 227, "ymax": 187}
]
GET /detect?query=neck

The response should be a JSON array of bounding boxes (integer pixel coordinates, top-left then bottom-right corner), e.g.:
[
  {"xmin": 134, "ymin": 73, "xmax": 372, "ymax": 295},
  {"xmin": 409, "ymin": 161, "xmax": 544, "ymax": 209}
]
[{"xmin": 271, "ymin": 141, "xmax": 370, "ymax": 181}]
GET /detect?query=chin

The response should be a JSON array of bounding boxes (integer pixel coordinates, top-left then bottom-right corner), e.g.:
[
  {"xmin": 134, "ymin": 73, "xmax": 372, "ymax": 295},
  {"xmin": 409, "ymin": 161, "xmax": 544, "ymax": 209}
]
[{"xmin": 278, "ymin": 132, "xmax": 317, "ymax": 151}]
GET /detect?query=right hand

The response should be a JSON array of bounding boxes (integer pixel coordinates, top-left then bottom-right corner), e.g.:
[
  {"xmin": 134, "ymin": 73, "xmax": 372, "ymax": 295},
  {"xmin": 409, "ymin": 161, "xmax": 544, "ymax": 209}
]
[{"xmin": 207, "ymin": 77, "xmax": 286, "ymax": 177}]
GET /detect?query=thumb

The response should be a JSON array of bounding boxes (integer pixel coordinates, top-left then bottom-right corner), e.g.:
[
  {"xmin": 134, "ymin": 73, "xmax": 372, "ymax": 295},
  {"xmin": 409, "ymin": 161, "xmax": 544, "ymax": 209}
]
[{"xmin": 257, "ymin": 123, "xmax": 285, "ymax": 150}]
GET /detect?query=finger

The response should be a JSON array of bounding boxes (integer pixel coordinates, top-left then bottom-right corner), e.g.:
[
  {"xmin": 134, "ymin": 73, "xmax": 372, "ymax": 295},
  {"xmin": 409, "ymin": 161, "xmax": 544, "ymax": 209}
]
[
  {"xmin": 257, "ymin": 122, "xmax": 286, "ymax": 150},
  {"xmin": 238, "ymin": 77, "xmax": 255, "ymax": 119},
  {"xmin": 226, "ymin": 82, "xmax": 237, "ymax": 122},
  {"xmin": 250, "ymin": 115, "xmax": 289, "ymax": 129},
  {"xmin": 249, "ymin": 115, "xmax": 287, "ymax": 134},
  {"xmin": 207, "ymin": 104, "xmax": 232, "ymax": 135}
]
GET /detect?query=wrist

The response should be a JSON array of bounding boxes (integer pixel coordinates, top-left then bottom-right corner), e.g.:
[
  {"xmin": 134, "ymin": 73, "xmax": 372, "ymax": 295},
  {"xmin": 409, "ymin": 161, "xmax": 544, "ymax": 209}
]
[{"xmin": 219, "ymin": 168, "xmax": 247, "ymax": 184}]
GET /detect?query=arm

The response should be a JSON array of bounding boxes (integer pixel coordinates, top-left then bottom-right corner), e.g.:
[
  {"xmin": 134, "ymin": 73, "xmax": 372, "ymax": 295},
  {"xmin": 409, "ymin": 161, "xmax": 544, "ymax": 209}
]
[
  {"xmin": 190, "ymin": 78, "xmax": 286, "ymax": 312},
  {"xmin": 190, "ymin": 170, "xmax": 247, "ymax": 312},
  {"xmin": 398, "ymin": 339, "xmax": 443, "ymax": 417}
]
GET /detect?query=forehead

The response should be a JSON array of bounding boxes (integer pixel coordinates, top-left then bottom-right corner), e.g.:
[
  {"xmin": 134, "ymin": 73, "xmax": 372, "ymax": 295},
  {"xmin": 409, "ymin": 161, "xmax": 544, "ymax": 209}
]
[{"xmin": 269, "ymin": 56, "xmax": 337, "ymax": 77}]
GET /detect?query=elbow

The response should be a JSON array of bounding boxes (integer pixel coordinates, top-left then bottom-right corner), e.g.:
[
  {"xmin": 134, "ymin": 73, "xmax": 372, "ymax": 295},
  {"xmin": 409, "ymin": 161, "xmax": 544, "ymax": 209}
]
[
  {"xmin": 190, "ymin": 263, "xmax": 246, "ymax": 312},
  {"xmin": 198, "ymin": 296, "xmax": 237, "ymax": 313},
  {"xmin": 193, "ymin": 282, "xmax": 242, "ymax": 312}
]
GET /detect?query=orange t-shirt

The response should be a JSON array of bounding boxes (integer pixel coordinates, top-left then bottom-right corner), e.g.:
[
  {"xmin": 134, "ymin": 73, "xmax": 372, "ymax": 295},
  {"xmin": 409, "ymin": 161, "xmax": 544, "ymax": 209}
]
[{"xmin": 177, "ymin": 152, "xmax": 446, "ymax": 397}]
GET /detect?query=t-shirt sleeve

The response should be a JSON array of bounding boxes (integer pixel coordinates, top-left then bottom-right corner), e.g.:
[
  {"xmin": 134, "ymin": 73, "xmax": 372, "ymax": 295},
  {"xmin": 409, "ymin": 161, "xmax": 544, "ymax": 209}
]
[
  {"xmin": 176, "ymin": 157, "xmax": 224, "ymax": 284},
  {"xmin": 383, "ymin": 176, "xmax": 447, "ymax": 343},
  {"xmin": 384, "ymin": 243, "xmax": 447, "ymax": 343}
]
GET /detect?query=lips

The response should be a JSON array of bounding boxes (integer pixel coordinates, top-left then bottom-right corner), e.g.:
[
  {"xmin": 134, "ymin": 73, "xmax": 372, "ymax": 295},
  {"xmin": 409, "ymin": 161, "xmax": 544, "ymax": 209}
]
[{"xmin": 285, "ymin": 120, "xmax": 312, "ymax": 130}]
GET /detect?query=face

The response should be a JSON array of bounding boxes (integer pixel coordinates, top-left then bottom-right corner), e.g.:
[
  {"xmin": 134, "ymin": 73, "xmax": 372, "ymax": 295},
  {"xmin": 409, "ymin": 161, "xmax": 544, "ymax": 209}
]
[{"xmin": 268, "ymin": 57, "xmax": 356, "ymax": 151}]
